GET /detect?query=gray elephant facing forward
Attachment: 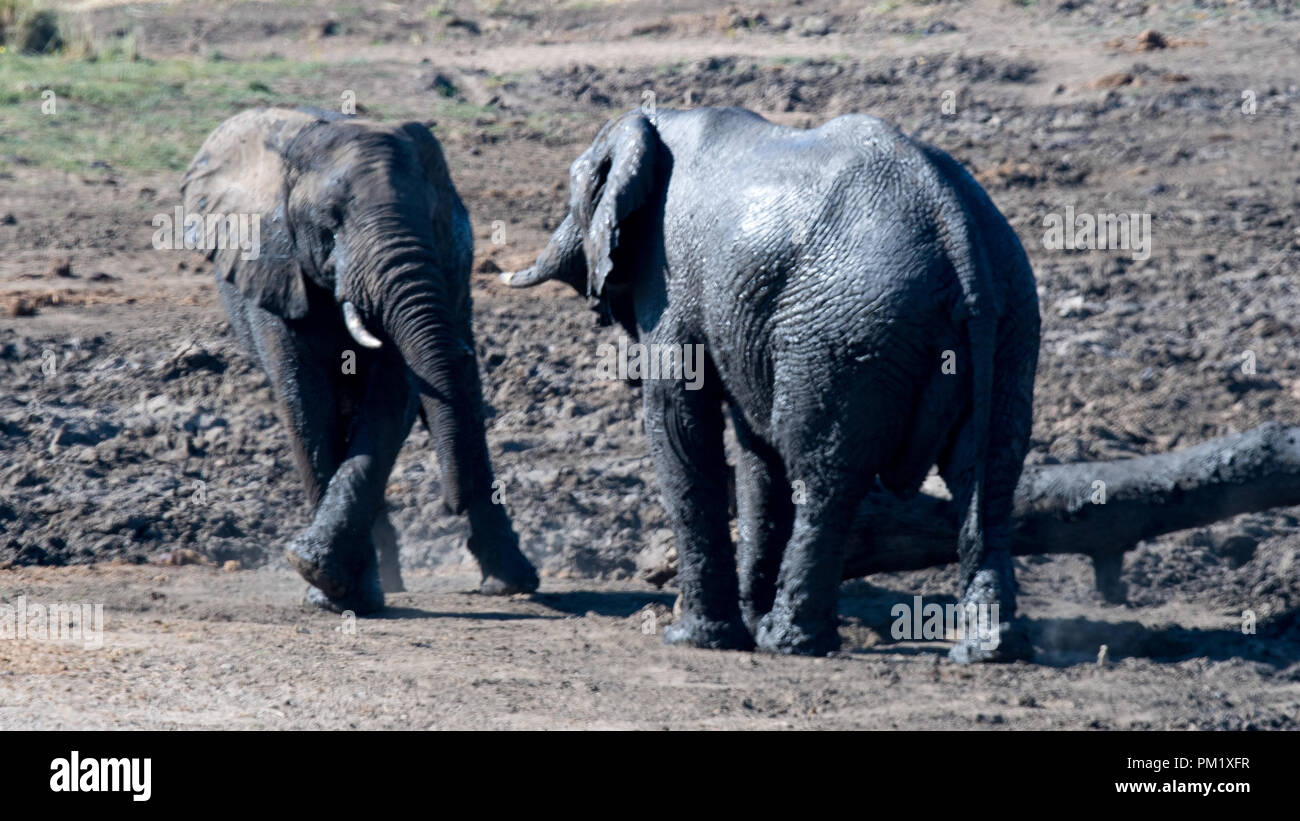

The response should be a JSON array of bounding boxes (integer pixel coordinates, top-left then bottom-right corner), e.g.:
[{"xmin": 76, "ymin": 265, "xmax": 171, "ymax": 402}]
[
  {"xmin": 182, "ymin": 108, "xmax": 538, "ymax": 613},
  {"xmin": 507, "ymin": 107, "xmax": 1040, "ymax": 661}
]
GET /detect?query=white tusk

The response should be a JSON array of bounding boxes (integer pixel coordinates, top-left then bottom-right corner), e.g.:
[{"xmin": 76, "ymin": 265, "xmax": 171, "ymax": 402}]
[
  {"xmin": 499, "ymin": 270, "xmax": 514, "ymax": 286},
  {"xmin": 342, "ymin": 301, "xmax": 383, "ymax": 349}
]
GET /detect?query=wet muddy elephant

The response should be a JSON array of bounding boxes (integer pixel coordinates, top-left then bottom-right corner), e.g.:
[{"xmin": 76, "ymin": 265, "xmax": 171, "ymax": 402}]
[
  {"xmin": 182, "ymin": 107, "xmax": 538, "ymax": 613},
  {"xmin": 505, "ymin": 107, "xmax": 1039, "ymax": 661}
]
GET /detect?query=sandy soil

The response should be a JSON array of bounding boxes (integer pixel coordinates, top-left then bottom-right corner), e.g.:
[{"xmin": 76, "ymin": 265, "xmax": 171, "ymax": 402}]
[
  {"xmin": 2, "ymin": 563, "xmax": 1295, "ymax": 730},
  {"xmin": 1, "ymin": 0, "xmax": 1298, "ymax": 729}
]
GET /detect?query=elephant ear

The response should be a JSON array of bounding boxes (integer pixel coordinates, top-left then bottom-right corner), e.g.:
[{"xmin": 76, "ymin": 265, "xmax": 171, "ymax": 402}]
[
  {"xmin": 181, "ymin": 108, "xmax": 325, "ymax": 319},
  {"xmin": 569, "ymin": 112, "xmax": 660, "ymax": 300}
]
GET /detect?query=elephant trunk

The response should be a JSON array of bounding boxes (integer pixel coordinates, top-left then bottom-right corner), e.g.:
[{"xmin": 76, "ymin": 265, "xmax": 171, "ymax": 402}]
[
  {"xmin": 353, "ymin": 224, "xmax": 490, "ymax": 517},
  {"xmin": 502, "ymin": 212, "xmax": 587, "ymax": 292},
  {"xmin": 391, "ymin": 288, "xmax": 487, "ymax": 515}
]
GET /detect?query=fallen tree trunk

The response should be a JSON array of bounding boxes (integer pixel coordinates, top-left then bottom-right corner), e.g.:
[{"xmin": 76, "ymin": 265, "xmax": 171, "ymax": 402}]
[{"xmin": 648, "ymin": 422, "xmax": 1300, "ymax": 603}]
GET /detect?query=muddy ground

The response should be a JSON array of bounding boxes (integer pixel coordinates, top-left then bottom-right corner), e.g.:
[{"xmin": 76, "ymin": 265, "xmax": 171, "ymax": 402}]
[{"xmin": 1, "ymin": 0, "xmax": 1299, "ymax": 729}]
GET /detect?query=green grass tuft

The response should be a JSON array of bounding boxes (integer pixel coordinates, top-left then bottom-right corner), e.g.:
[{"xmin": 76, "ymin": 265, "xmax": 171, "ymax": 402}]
[{"xmin": 0, "ymin": 54, "xmax": 324, "ymax": 174}]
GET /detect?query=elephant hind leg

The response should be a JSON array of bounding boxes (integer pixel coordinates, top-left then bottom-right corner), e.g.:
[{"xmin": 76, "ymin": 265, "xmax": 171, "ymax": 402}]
[
  {"xmin": 757, "ymin": 370, "xmax": 894, "ymax": 655},
  {"xmin": 731, "ymin": 409, "xmax": 793, "ymax": 635},
  {"xmin": 755, "ymin": 466, "xmax": 870, "ymax": 656},
  {"xmin": 941, "ymin": 318, "xmax": 1037, "ymax": 663},
  {"xmin": 648, "ymin": 363, "xmax": 753, "ymax": 652}
]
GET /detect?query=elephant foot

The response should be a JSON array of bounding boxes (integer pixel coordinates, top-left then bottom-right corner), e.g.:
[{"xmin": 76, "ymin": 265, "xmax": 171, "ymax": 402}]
[
  {"xmin": 662, "ymin": 612, "xmax": 755, "ymax": 651},
  {"xmin": 948, "ymin": 619, "xmax": 1031, "ymax": 663},
  {"xmin": 479, "ymin": 564, "xmax": 538, "ymax": 595},
  {"xmin": 755, "ymin": 610, "xmax": 841, "ymax": 656},
  {"xmin": 947, "ymin": 565, "xmax": 1031, "ymax": 664},
  {"xmin": 302, "ymin": 567, "xmax": 384, "ymax": 616},
  {"xmin": 286, "ymin": 531, "xmax": 384, "ymax": 614},
  {"xmin": 304, "ymin": 583, "xmax": 382, "ymax": 615},
  {"xmin": 472, "ymin": 535, "xmax": 539, "ymax": 596},
  {"xmin": 305, "ymin": 584, "xmax": 331, "ymax": 610}
]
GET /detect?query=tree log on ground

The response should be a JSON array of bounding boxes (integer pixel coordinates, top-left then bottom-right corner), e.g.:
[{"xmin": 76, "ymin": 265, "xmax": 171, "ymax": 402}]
[{"xmin": 644, "ymin": 422, "xmax": 1300, "ymax": 603}]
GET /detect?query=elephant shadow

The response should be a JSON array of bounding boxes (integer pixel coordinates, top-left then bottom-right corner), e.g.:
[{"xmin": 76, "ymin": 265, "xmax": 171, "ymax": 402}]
[
  {"xmin": 349, "ymin": 591, "xmax": 675, "ymax": 621},
  {"xmin": 837, "ymin": 582, "xmax": 1300, "ymax": 668},
  {"xmin": 530, "ymin": 590, "xmax": 676, "ymax": 619},
  {"xmin": 371, "ymin": 606, "xmax": 555, "ymax": 622},
  {"xmin": 1024, "ymin": 610, "xmax": 1300, "ymax": 668}
]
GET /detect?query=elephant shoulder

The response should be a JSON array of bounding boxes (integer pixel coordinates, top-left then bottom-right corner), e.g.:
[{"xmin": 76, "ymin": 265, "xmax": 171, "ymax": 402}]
[
  {"xmin": 819, "ymin": 113, "xmax": 904, "ymax": 145},
  {"xmin": 670, "ymin": 106, "xmax": 775, "ymax": 149},
  {"xmin": 820, "ymin": 115, "xmax": 931, "ymax": 170}
]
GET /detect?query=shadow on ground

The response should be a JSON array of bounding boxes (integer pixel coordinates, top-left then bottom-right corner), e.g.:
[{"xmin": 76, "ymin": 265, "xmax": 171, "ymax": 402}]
[
  {"xmin": 839, "ymin": 582, "xmax": 1300, "ymax": 667},
  {"xmin": 530, "ymin": 589, "xmax": 676, "ymax": 618},
  {"xmin": 375, "ymin": 606, "xmax": 558, "ymax": 621}
]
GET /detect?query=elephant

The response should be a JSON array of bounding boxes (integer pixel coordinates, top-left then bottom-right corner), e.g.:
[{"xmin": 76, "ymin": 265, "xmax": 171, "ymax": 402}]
[
  {"xmin": 181, "ymin": 107, "xmax": 538, "ymax": 614},
  {"xmin": 504, "ymin": 107, "xmax": 1040, "ymax": 661}
]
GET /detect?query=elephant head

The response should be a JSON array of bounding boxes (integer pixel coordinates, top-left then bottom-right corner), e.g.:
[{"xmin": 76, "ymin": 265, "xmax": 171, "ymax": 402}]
[
  {"xmin": 181, "ymin": 107, "xmax": 487, "ymax": 515},
  {"xmin": 503, "ymin": 112, "xmax": 663, "ymax": 332}
]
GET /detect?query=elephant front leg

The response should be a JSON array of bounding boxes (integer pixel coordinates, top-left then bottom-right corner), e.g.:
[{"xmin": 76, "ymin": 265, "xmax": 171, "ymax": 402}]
[
  {"xmin": 286, "ymin": 357, "xmax": 417, "ymax": 615},
  {"xmin": 646, "ymin": 376, "xmax": 753, "ymax": 651},
  {"xmin": 302, "ymin": 540, "xmax": 404, "ymax": 608}
]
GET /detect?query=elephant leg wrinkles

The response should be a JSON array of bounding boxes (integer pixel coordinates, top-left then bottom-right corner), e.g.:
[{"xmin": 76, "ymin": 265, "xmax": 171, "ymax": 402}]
[
  {"xmin": 755, "ymin": 472, "xmax": 863, "ymax": 656},
  {"xmin": 243, "ymin": 296, "xmax": 414, "ymax": 613},
  {"xmin": 756, "ymin": 421, "xmax": 877, "ymax": 655},
  {"xmin": 945, "ymin": 308, "xmax": 1038, "ymax": 662},
  {"xmin": 650, "ymin": 349, "xmax": 754, "ymax": 651},
  {"xmin": 731, "ymin": 409, "xmax": 794, "ymax": 636},
  {"xmin": 287, "ymin": 349, "xmax": 416, "ymax": 615}
]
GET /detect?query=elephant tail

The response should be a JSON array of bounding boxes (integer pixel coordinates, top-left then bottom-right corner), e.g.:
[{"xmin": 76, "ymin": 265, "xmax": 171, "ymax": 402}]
[
  {"xmin": 917, "ymin": 138, "xmax": 1033, "ymax": 592},
  {"xmin": 944, "ymin": 198, "xmax": 1001, "ymax": 592},
  {"xmin": 957, "ymin": 311, "xmax": 997, "ymax": 590}
]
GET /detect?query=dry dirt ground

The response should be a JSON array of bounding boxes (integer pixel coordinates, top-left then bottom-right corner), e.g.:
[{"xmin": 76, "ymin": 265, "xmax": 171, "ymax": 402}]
[{"xmin": 1, "ymin": 0, "xmax": 1299, "ymax": 729}]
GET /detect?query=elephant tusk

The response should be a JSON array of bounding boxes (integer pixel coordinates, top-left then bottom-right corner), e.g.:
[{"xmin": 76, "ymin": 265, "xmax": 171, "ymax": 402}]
[{"xmin": 342, "ymin": 301, "xmax": 383, "ymax": 349}]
